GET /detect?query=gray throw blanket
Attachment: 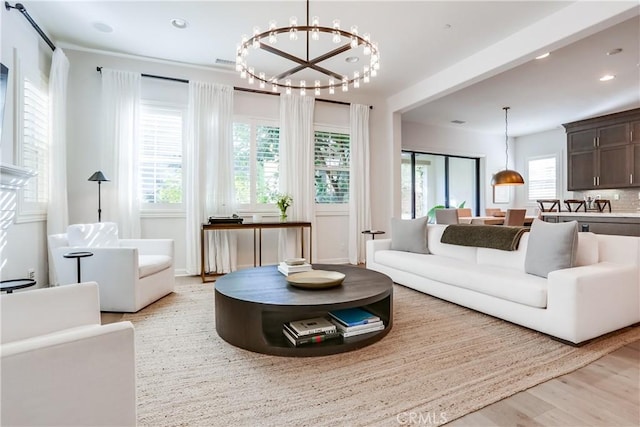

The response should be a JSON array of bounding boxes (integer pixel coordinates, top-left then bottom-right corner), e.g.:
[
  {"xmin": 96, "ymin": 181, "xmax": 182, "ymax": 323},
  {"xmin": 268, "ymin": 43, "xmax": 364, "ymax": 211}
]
[{"xmin": 440, "ymin": 224, "xmax": 527, "ymax": 251}]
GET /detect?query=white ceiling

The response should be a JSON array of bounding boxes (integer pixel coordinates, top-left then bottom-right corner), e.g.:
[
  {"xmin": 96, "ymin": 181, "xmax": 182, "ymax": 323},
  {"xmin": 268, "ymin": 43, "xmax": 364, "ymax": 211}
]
[{"xmin": 18, "ymin": 1, "xmax": 640, "ymax": 136}]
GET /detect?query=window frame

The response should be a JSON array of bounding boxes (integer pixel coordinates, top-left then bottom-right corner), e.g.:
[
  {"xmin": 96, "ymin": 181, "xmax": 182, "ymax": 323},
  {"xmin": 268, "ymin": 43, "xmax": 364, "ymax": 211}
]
[
  {"xmin": 14, "ymin": 67, "xmax": 49, "ymax": 223},
  {"xmin": 233, "ymin": 116, "xmax": 280, "ymax": 214},
  {"xmin": 138, "ymin": 100, "xmax": 187, "ymax": 216},
  {"xmin": 314, "ymin": 124, "xmax": 350, "ymax": 214},
  {"xmin": 526, "ymin": 154, "xmax": 560, "ymax": 205}
]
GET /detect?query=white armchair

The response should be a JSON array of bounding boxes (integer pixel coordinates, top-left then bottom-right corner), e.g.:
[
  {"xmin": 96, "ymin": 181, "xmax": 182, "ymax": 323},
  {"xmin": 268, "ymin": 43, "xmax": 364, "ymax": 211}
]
[
  {"xmin": 0, "ymin": 282, "xmax": 136, "ymax": 426},
  {"xmin": 49, "ymin": 222, "xmax": 175, "ymax": 312}
]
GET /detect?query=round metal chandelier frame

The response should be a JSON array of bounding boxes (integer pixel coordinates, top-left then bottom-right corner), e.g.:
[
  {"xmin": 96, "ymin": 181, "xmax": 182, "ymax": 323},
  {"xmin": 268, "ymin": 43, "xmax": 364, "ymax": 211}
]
[{"xmin": 236, "ymin": 3, "xmax": 380, "ymax": 93}]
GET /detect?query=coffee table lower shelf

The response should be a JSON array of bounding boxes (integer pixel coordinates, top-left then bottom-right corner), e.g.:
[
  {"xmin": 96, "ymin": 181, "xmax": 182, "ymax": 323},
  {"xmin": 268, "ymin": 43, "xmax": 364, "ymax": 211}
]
[{"xmin": 214, "ymin": 264, "xmax": 393, "ymax": 357}]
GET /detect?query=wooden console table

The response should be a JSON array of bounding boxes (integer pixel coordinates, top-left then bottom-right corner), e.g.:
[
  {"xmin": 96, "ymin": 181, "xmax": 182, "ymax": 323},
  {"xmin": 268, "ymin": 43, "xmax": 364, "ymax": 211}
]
[{"xmin": 200, "ymin": 221, "xmax": 312, "ymax": 282}]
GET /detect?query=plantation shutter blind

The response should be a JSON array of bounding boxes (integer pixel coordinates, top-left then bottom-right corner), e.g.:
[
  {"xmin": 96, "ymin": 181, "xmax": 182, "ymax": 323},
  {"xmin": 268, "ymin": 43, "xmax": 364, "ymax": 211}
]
[
  {"xmin": 23, "ymin": 78, "xmax": 49, "ymax": 203},
  {"xmin": 314, "ymin": 130, "xmax": 350, "ymax": 204},
  {"xmin": 528, "ymin": 157, "xmax": 557, "ymax": 200},
  {"xmin": 140, "ymin": 103, "xmax": 183, "ymax": 204}
]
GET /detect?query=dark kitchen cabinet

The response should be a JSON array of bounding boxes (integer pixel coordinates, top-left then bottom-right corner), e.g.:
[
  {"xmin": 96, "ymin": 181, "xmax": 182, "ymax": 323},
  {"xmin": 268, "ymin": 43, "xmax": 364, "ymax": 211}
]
[{"xmin": 564, "ymin": 109, "xmax": 640, "ymax": 190}]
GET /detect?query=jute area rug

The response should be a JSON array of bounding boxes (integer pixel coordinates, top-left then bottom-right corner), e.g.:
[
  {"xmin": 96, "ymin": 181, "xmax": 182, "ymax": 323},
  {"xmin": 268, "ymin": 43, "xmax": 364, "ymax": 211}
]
[{"xmin": 123, "ymin": 278, "xmax": 639, "ymax": 426}]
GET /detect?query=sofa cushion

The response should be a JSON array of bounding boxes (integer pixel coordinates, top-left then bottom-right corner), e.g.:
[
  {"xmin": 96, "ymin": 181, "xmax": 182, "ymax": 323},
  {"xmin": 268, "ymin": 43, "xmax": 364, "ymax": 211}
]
[
  {"xmin": 390, "ymin": 217, "xmax": 429, "ymax": 254},
  {"xmin": 427, "ymin": 224, "xmax": 477, "ymax": 263},
  {"xmin": 525, "ymin": 219, "xmax": 578, "ymax": 278},
  {"xmin": 68, "ymin": 223, "xmax": 119, "ymax": 248},
  {"xmin": 477, "ymin": 233, "xmax": 529, "ymax": 272},
  {"xmin": 375, "ymin": 250, "xmax": 547, "ymax": 308},
  {"xmin": 139, "ymin": 255, "xmax": 172, "ymax": 279}
]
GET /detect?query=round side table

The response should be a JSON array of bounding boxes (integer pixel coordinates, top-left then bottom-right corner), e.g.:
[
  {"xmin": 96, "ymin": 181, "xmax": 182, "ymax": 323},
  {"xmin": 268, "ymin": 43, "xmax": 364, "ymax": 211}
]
[
  {"xmin": 63, "ymin": 251, "xmax": 94, "ymax": 283},
  {"xmin": 361, "ymin": 230, "xmax": 386, "ymax": 240},
  {"xmin": 0, "ymin": 279, "xmax": 36, "ymax": 294}
]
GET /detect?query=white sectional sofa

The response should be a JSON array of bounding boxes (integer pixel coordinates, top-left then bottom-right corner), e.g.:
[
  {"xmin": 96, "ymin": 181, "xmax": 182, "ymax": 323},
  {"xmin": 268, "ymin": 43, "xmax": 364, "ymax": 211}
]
[{"xmin": 366, "ymin": 223, "xmax": 640, "ymax": 344}]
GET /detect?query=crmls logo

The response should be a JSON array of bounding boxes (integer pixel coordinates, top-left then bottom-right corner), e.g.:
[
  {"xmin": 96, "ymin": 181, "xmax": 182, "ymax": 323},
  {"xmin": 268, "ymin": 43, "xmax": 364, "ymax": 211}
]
[{"xmin": 396, "ymin": 411, "xmax": 448, "ymax": 426}]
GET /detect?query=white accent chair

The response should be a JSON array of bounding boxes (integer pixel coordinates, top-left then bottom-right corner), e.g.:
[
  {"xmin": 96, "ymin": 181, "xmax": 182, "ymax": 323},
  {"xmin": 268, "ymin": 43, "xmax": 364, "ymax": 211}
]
[
  {"xmin": 49, "ymin": 222, "xmax": 175, "ymax": 312},
  {"xmin": 0, "ymin": 282, "xmax": 136, "ymax": 426}
]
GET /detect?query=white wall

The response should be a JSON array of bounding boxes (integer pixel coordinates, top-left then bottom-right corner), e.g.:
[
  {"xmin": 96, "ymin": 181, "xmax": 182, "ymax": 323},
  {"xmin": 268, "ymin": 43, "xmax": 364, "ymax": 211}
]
[
  {"xmin": 1, "ymin": 6, "xmax": 52, "ymax": 286},
  {"xmin": 401, "ymin": 121, "xmax": 521, "ymax": 213},
  {"xmin": 63, "ymin": 48, "xmax": 389, "ymax": 274},
  {"xmin": 513, "ymin": 127, "xmax": 567, "ymax": 214}
]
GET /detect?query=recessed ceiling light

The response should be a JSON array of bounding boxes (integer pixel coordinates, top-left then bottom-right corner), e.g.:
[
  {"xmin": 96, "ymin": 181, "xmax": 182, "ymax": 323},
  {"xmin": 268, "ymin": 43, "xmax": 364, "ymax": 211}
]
[
  {"xmin": 535, "ymin": 52, "xmax": 550, "ymax": 60},
  {"xmin": 92, "ymin": 22, "xmax": 113, "ymax": 33},
  {"xmin": 170, "ymin": 18, "xmax": 188, "ymax": 29},
  {"xmin": 451, "ymin": 120, "xmax": 466, "ymax": 124},
  {"xmin": 606, "ymin": 48, "xmax": 623, "ymax": 56},
  {"xmin": 599, "ymin": 74, "xmax": 615, "ymax": 82},
  {"xmin": 345, "ymin": 56, "xmax": 359, "ymax": 63}
]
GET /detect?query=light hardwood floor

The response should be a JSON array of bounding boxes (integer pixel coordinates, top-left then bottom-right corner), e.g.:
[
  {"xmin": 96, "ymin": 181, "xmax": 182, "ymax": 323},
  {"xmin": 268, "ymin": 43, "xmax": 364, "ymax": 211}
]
[
  {"xmin": 102, "ymin": 278, "xmax": 639, "ymax": 427},
  {"xmin": 449, "ymin": 339, "xmax": 640, "ymax": 427}
]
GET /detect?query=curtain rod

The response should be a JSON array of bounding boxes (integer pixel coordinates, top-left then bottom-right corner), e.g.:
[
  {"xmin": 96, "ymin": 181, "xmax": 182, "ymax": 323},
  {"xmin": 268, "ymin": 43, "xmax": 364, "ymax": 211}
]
[
  {"xmin": 5, "ymin": 2, "xmax": 56, "ymax": 51},
  {"xmin": 96, "ymin": 67, "xmax": 372, "ymax": 109}
]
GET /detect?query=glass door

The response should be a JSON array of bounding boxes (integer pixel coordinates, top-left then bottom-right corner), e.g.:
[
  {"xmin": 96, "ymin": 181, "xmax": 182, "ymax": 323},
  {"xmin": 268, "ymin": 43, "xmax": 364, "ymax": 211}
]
[{"xmin": 401, "ymin": 151, "xmax": 479, "ymax": 220}]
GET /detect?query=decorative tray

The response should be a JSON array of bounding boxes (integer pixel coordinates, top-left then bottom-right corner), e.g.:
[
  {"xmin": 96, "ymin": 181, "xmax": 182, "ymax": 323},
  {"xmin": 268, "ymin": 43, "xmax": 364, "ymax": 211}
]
[{"xmin": 286, "ymin": 270, "xmax": 345, "ymax": 289}]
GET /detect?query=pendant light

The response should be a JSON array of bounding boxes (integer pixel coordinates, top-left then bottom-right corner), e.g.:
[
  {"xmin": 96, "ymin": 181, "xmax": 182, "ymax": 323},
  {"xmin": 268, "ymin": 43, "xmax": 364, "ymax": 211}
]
[{"xmin": 491, "ymin": 107, "xmax": 525, "ymax": 186}]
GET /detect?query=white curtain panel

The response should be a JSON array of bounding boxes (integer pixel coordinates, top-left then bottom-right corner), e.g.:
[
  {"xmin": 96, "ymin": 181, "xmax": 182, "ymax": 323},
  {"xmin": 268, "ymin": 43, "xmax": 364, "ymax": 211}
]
[
  {"xmin": 278, "ymin": 94, "xmax": 315, "ymax": 261},
  {"xmin": 185, "ymin": 81, "xmax": 236, "ymax": 274},
  {"xmin": 101, "ymin": 69, "xmax": 141, "ymax": 238},
  {"xmin": 46, "ymin": 48, "xmax": 70, "ymax": 285},
  {"xmin": 348, "ymin": 104, "xmax": 371, "ymax": 264}
]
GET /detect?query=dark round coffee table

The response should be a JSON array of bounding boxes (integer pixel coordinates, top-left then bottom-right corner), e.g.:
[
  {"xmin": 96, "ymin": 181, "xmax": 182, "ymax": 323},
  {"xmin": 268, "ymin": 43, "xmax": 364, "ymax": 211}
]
[{"xmin": 215, "ymin": 264, "xmax": 393, "ymax": 357}]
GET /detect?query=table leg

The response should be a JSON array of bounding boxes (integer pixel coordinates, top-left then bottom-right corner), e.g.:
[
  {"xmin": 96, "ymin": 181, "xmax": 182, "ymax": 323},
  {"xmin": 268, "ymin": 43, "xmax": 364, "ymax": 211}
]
[
  {"xmin": 309, "ymin": 224, "xmax": 312, "ymax": 263},
  {"xmin": 253, "ymin": 228, "xmax": 257, "ymax": 267},
  {"xmin": 76, "ymin": 258, "xmax": 82, "ymax": 283},
  {"xmin": 200, "ymin": 228, "xmax": 205, "ymax": 282},
  {"xmin": 259, "ymin": 228, "xmax": 262, "ymax": 266}
]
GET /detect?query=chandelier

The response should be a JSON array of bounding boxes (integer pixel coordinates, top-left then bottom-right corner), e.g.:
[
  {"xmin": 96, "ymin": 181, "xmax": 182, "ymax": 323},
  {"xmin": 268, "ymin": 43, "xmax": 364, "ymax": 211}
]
[
  {"xmin": 491, "ymin": 107, "xmax": 525, "ymax": 186},
  {"xmin": 235, "ymin": 0, "xmax": 380, "ymax": 96}
]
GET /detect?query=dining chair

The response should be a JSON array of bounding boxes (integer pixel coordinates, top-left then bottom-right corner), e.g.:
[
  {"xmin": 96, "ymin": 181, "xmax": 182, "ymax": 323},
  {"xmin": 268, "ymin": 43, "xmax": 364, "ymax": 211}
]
[
  {"xmin": 485, "ymin": 208, "xmax": 504, "ymax": 217},
  {"xmin": 536, "ymin": 199, "xmax": 561, "ymax": 212},
  {"xmin": 564, "ymin": 199, "xmax": 587, "ymax": 212},
  {"xmin": 457, "ymin": 208, "xmax": 473, "ymax": 218},
  {"xmin": 435, "ymin": 208, "xmax": 460, "ymax": 225},
  {"xmin": 503, "ymin": 209, "xmax": 527, "ymax": 226}
]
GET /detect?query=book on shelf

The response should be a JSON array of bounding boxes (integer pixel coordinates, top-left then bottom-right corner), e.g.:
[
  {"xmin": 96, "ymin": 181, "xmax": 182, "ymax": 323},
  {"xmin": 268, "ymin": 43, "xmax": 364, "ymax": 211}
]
[
  {"xmin": 277, "ymin": 262, "xmax": 312, "ymax": 276},
  {"xmin": 330, "ymin": 319, "xmax": 384, "ymax": 333},
  {"xmin": 328, "ymin": 307, "xmax": 381, "ymax": 327},
  {"xmin": 287, "ymin": 317, "xmax": 337, "ymax": 336},
  {"xmin": 339, "ymin": 323, "xmax": 384, "ymax": 338},
  {"xmin": 282, "ymin": 325, "xmax": 341, "ymax": 347}
]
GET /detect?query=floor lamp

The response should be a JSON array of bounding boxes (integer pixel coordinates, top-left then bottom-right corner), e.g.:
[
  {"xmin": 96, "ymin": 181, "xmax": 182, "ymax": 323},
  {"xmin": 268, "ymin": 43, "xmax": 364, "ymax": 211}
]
[{"xmin": 88, "ymin": 171, "xmax": 109, "ymax": 222}]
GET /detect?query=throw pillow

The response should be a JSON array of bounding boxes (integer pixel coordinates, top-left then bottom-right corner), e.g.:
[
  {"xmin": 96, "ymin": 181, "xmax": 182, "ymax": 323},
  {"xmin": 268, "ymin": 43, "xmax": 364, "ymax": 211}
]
[
  {"xmin": 525, "ymin": 219, "xmax": 578, "ymax": 278},
  {"xmin": 68, "ymin": 222, "xmax": 119, "ymax": 247},
  {"xmin": 390, "ymin": 217, "xmax": 429, "ymax": 254}
]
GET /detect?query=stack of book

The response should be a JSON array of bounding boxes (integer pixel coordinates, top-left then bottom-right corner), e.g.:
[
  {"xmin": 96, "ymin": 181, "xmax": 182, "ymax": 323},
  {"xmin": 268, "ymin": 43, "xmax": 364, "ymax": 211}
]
[
  {"xmin": 277, "ymin": 262, "xmax": 312, "ymax": 276},
  {"xmin": 328, "ymin": 307, "xmax": 384, "ymax": 337},
  {"xmin": 282, "ymin": 317, "xmax": 341, "ymax": 346}
]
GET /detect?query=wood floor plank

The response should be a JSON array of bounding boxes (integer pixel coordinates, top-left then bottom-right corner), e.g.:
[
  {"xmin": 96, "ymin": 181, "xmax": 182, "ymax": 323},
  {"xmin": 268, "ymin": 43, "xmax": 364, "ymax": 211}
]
[{"xmin": 451, "ymin": 339, "xmax": 639, "ymax": 426}]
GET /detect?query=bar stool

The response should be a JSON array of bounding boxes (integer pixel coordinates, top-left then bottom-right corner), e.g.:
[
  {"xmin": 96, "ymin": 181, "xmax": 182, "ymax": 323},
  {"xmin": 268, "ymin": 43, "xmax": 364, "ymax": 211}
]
[
  {"xmin": 564, "ymin": 199, "xmax": 587, "ymax": 212},
  {"xmin": 537, "ymin": 199, "xmax": 561, "ymax": 212},
  {"xmin": 595, "ymin": 199, "xmax": 612, "ymax": 213}
]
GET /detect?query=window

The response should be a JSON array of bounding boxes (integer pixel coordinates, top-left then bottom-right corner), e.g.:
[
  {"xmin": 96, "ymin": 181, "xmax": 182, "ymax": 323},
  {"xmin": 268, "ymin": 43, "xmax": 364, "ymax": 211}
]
[
  {"xmin": 21, "ymin": 76, "xmax": 49, "ymax": 209},
  {"xmin": 528, "ymin": 156, "xmax": 557, "ymax": 201},
  {"xmin": 139, "ymin": 102, "xmax": 184, "ymax": 207},
  {"xmin": 314, "ymin": 129, "xmax": 350, "ymax": 204},
  {"xmin": 233, "ymin": 120, "xmax": 280, "ymax": 208}
]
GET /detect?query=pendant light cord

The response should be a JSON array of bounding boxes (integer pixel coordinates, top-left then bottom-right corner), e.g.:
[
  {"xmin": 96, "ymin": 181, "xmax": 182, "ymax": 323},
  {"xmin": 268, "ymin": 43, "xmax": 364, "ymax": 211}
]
[{"xmin": 503, "ymin": 106, "xmax": 510, "ymax": 170}]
